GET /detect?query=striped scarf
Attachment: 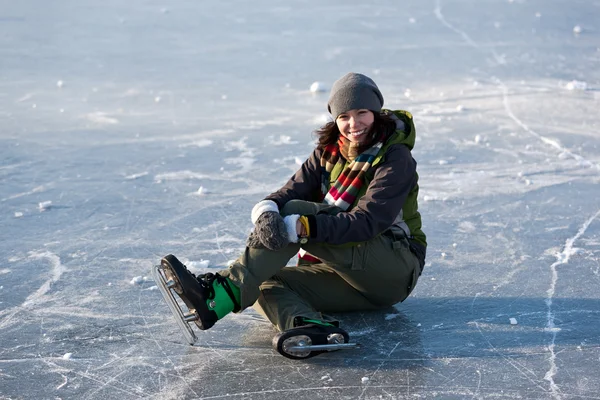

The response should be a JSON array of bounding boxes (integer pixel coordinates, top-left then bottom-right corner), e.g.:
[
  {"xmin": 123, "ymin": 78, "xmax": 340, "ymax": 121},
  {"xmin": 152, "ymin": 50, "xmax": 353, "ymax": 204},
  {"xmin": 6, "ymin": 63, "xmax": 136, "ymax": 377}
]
[{"xmin": 320, "ymin": 137, "xmax": 383, "ymax": 211}]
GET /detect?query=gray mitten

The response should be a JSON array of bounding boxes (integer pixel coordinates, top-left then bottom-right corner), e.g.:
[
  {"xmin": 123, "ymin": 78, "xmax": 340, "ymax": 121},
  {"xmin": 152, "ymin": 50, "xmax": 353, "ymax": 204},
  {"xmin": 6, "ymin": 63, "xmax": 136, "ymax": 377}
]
[
  {"xmin": 254, "ymin": 211, "xmax": 289, "ymax": 251},
  {"xmin": 246, "ymin": 229, "xmax": 266, "ymax": 249}
]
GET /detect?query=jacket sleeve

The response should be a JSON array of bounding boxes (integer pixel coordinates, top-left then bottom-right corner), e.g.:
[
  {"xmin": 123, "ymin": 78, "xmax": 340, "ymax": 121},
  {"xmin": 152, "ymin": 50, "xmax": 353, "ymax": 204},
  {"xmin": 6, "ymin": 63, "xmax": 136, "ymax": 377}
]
[
  {"xmin": 308, "ymin": 144, "xmax": 417, "ymax": 244},
  {"xmin": 264, "ymin": 149, "xmax": 323, "ymax": 207}
]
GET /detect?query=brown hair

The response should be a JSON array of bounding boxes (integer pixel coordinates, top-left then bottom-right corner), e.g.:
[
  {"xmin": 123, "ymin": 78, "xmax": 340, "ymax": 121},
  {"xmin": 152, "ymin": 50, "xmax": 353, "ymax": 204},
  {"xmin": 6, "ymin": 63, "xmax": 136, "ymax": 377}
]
[{"xmin": 314, "ymin": 111, "xmax": 397, "ymax": 150}]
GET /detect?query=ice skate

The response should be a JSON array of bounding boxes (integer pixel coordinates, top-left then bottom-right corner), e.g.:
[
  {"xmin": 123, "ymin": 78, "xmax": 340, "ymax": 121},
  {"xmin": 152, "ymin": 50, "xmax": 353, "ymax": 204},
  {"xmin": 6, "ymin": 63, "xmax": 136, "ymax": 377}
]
[
  {"xmin": 273, "ymin": 321, "xmax": 359, "ymax": 360},
  {"xmin": 152, "ymin": 254, "xmax": 240, "ymax": 345}
]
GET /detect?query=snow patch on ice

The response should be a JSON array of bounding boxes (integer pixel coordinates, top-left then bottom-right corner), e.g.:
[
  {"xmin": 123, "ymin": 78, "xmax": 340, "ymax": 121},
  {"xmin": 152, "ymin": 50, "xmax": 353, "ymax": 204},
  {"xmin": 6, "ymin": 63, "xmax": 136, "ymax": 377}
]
[
  {"xmin": 130, "ymin": 276, "xmax": 152, "ymax": 285},
  {"xmin": 85, "ymin": 112, "xmax": 119, "ymax": 125},
  {"xmin": 124, "ymin": 172, "xmax": 149, "ymax": 180},
  {"xmin": 0, "ymin": 269, "xmax": 10, "ymax": 275},
  {"xmin": 458, "ymin": 221, "xmax": 477, "ymax": 233},
  {"xmin": 565, "ymin": 80, "xmax": 587, "ymax": 91},
  {"xmin": 270, "ymin": 135, "xmax": 298, "ymax": 146},
  {"xmin": 155, "ymin": 171, "xmax": 209, "ymax": 182},
  {"xmin": 38, "ymin": 201, "xmax": 52, "ymax": 211},
  {"xmin": 228, "ymin": 117, "xmax": 292, "ymax": 131},
  {"xmin": 193, "ymin": 186, "xmax": 211, "ymax": 196},
  {"xmin": 309, "ymin": 81, "xmax": 327, "ymax": 93},
  {"xmin": 186, "ymin": 260, "xmax": 211, "ymax": 275},
  {"xmin": 179, "ymin": 139, "xmax": 213, "ymax": 148},
  {"xmin": 62, "ymin": 353, "xmax": 73, "ymax": 360},
  {"xmin": 224, "ymin": 156, "xmax": 255, "ymax": 171}
]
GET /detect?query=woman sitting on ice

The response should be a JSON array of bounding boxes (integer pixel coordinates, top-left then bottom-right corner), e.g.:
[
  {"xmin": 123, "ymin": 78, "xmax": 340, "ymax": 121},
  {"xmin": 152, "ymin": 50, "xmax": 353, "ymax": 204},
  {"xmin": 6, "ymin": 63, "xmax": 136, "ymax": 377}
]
[{"xmin": 160, "ymin": 72, "xmax": 426, "ymax": 359}]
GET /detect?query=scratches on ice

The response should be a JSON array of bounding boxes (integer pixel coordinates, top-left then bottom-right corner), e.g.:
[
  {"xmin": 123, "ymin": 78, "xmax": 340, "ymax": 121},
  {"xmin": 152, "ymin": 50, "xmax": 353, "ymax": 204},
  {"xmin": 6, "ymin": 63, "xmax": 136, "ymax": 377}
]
[
  {"xmin": 0, "ymin": 251, "xmax": 66, "ymax": 330},
  {"xmin": 434, "ymin": 2, "xmax": 599, "ymax": 397},
  {"xmin": 544, "ymin": 210, "xmax": 600, "ymax": 399},
  {"xmin": 497, "ymin": 82, "xmax": 599, "ymax": 170},
  {"xmin": 433, "ymin": 0, "xmax": 505, "ymax": 65},
  {"xmin": 1, "ymin": 184, "xmax": 50, "ymax": 202},
  {"xmin": 24, "ymin": 251, "xmax": 67, "ymax": 307},
  {"xmin": 435, "ymin": 0, "xmax": 598, "ymax": 172}
]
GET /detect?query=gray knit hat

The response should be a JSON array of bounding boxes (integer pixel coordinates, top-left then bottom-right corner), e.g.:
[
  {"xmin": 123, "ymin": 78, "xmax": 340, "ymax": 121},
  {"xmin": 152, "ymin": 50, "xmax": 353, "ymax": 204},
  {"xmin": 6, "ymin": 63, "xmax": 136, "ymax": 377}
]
[{"xmin": 327, "ymin": 72, "xmax": 384, "ymax": 119}]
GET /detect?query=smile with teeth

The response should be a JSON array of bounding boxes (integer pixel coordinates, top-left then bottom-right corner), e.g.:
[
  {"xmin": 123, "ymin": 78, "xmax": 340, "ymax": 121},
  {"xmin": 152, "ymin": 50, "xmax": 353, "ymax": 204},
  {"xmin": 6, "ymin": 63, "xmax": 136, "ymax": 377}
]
[{"xmin": 349, "ymin": 129, "xmax": 366, "ymax": 137}]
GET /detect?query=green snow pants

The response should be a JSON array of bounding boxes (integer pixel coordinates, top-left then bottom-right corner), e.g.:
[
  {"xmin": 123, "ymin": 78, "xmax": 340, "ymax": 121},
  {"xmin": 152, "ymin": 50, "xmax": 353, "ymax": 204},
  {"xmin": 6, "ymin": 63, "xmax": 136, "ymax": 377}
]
[{"xmin": 220, "ymin": 200, "xmax": 422, "ymax": 331}]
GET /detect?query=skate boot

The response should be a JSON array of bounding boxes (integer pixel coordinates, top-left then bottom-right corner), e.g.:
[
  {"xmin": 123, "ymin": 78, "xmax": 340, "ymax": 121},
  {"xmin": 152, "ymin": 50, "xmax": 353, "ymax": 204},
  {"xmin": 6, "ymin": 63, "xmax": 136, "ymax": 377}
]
[
  {"xmin": 273, "ymin": 318, "xmax": 357, "ymax": 360},
  {"xmin": 160, "ymin": 254, "xmax": 241, "ymax": 331}
]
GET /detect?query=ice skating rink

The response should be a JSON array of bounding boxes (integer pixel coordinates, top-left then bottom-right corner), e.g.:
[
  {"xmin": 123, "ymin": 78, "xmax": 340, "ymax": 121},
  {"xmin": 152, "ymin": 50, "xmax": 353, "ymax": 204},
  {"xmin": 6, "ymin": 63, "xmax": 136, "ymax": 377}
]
[{"xmin": 1, "ymin": 1, "xmax": 599, "ymax": 398}]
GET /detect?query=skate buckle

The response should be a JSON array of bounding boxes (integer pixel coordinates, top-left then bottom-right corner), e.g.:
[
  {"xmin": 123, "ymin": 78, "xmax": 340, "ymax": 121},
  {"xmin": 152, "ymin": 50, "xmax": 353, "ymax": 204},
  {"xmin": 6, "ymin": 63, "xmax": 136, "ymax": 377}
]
[{"xmin": 328, "ymin": 333, "xmax": 345, "ymax": 344}]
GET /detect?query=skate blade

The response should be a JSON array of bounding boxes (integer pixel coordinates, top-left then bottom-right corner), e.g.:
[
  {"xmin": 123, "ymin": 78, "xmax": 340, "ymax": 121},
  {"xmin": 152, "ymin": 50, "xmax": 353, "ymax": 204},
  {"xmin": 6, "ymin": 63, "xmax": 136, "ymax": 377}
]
[
  {"xmin": 286, "ymin": 343, "xmax": 360, "ymax": 352},
  {"xmin": 151, "ymin": 264, "xmax": 198, "ymax": 345}
]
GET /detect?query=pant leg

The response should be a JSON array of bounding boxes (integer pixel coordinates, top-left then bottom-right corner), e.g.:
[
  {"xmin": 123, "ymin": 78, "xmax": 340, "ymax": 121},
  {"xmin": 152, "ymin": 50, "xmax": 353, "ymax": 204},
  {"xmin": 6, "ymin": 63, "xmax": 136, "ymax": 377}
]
[
  {"xmin": 254, "ymin": 263, "xmax": 380, "ymax": 331},
  {"xmin": 303, "ymin": 234, "xmax": 421, "ymax": 307},
  {"xmin": 255, "ymin": 234, "xmax": 421, "ymax": 330},
  {"xmin": 219, "ymin": 244, "xmax": 301, "ymax": 310},
  {"xmin": 221, "ymin": 199, "xmax": 421, "ymax": 316},
  {"xmin": 219, "ymin": 200, "xmax": 341, "ymax": 309}
]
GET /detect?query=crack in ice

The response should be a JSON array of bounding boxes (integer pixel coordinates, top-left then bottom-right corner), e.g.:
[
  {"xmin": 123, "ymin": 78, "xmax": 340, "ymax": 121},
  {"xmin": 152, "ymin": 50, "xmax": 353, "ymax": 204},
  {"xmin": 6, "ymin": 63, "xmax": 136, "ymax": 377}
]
[
  {"xmin": 435, "ymin": 0, "xmax": 598, "ymax": 171},
  {"xmin": 0, "ymin": 251, "xmax": 67, "ymax": 330},
  {"xmin": 434, "ymin": 0, "xmax": 504, "ymax": 64},
  {"xmin": 24, "ymin": 251, "xmax": 67, "ymax": 306},
  {"xmin": 544, "ymin": 209, "xmax": 600, "ymax": 399},
  {"xmin": 497, "ymin": 81, "xmax": 599, "ymax": 170}
]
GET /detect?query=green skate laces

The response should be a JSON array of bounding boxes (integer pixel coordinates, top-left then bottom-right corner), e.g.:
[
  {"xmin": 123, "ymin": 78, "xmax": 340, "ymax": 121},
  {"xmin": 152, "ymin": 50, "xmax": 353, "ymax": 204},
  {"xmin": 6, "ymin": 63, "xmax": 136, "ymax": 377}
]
[{"xmin": 196, "ymin": 272, "xmax": 241, "ymax": 312}]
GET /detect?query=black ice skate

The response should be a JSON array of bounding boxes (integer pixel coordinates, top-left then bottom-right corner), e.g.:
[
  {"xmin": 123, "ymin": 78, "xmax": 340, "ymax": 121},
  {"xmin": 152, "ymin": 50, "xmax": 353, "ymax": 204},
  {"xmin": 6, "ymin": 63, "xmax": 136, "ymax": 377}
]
[
  {"xmin": 273, "ymin": 322, "xmax": 359, "ymax": 360},
  {"xmin": 152, "ymin": 254, "xmax": 240, "ymax": 345}
]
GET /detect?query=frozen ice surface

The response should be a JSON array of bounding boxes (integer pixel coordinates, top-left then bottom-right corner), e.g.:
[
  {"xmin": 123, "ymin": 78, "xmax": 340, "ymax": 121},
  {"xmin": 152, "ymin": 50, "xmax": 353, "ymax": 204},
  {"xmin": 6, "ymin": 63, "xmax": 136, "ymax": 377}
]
[{"xmin": 1, "ymin": 0, "xmax": 600, "ymax": 399}]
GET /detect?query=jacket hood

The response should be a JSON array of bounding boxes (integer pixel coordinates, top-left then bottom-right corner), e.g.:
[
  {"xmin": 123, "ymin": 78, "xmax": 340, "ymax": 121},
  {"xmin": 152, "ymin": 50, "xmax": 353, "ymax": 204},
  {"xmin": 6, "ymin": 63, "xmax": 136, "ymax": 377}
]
[{"xmin": 384, "ymin": 109, "xmax": 416, "ymax": 150}]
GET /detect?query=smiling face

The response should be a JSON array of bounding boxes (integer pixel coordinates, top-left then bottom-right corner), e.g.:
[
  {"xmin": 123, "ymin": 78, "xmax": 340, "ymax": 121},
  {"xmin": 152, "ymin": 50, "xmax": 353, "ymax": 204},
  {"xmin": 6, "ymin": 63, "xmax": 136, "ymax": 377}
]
[{"xmin": 335, "ymin": 109, "xmax": 375, "ymax": 144}]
